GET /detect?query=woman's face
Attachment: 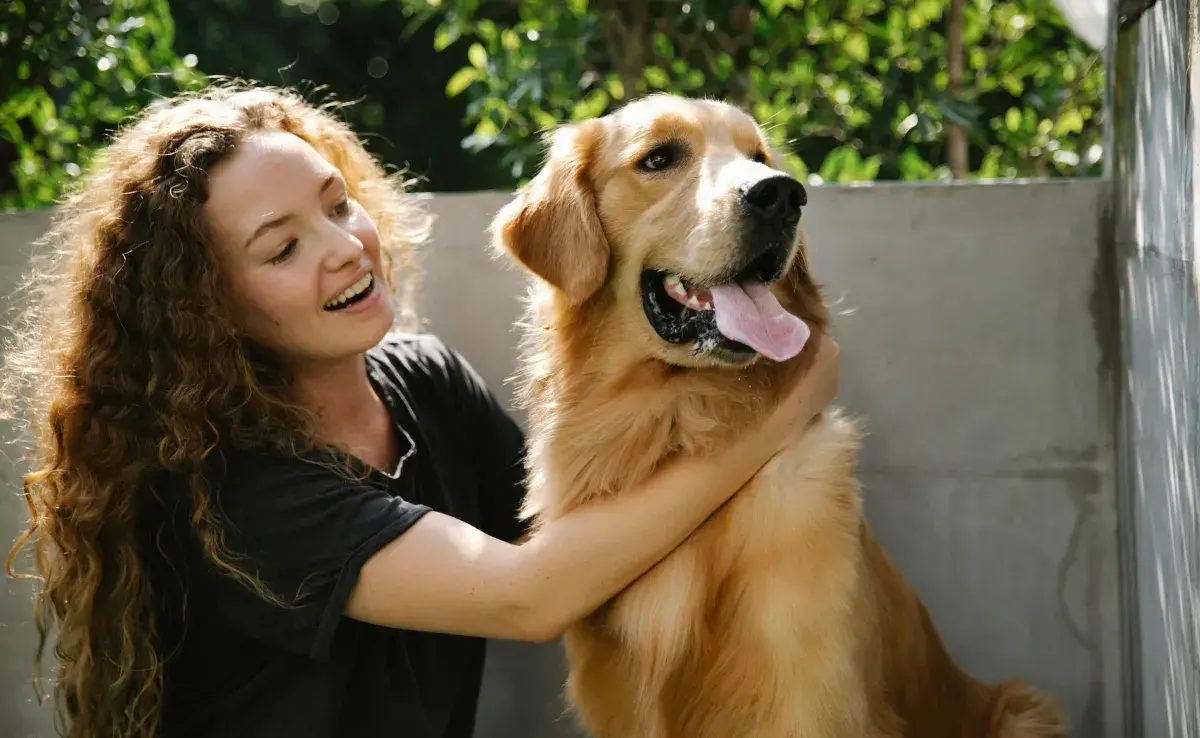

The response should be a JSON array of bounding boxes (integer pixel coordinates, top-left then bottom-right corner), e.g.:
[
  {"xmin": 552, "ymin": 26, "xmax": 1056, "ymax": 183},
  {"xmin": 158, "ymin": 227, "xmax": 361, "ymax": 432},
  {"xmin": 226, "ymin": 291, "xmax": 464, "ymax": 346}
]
[{"xmin": 205, "ymin": 130, "xmax": 395, "ymax": 367}]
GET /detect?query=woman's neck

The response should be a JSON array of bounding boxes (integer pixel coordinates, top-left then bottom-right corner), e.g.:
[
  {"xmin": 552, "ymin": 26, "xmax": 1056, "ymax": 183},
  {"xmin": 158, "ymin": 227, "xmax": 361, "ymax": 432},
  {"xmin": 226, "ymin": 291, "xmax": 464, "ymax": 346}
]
[{"xmin": 291, "ymin": 353, "xmax": 386, "ymax": 441}]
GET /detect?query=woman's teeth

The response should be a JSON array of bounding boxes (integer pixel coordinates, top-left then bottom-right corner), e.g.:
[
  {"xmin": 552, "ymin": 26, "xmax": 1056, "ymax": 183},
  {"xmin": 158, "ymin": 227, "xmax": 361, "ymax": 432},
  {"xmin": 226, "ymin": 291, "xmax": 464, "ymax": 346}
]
[{"xmin": 325, "ymin": 273, "xmax": 373, "ymax": 310}]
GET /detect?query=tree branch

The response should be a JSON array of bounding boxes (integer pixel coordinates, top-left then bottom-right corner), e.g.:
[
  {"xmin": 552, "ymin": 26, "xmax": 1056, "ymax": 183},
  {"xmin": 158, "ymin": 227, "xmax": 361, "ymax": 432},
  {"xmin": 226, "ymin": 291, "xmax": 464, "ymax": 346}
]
[{"xmin": 946, "ymin": 0, "xmax": 967, "ymax": 179}]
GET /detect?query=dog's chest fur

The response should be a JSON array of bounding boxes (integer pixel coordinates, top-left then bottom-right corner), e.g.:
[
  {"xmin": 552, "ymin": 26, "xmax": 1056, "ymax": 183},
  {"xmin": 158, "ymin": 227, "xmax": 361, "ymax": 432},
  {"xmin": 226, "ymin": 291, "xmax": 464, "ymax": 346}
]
[{"xmin": 532, "ymin": 388, "xmax": 873, "ymax": 737}]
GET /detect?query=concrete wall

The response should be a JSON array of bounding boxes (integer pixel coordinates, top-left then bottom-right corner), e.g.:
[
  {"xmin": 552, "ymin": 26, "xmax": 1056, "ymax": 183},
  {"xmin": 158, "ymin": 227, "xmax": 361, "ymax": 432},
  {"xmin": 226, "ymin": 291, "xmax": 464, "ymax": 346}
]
[
  {"xmin": 1, "ymin": 210, "xmax": 61, "ymax": 738},
  {"xmin": 0, "ymin": 180, "xmax": 1123, "ymax": 737}
]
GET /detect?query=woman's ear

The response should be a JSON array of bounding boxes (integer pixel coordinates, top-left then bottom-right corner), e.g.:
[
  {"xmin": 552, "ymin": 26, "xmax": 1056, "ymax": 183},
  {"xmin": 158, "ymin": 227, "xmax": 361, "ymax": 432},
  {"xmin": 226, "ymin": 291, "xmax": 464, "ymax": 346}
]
[{"xmin": 490, "ymin": 120, "xmax": 609, "ymax": 306}]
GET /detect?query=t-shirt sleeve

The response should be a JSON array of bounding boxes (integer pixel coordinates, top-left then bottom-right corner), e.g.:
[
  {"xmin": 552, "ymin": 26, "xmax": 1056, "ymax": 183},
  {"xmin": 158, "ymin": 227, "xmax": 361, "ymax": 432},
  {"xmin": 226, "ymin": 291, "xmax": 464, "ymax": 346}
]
[
  {"xmin": 200, "ymin": 452, "xmax": 431, "ymax": 662},
  {"xmin": 433, "ymin": 339, "xmax": 530, "ymax": 544}
]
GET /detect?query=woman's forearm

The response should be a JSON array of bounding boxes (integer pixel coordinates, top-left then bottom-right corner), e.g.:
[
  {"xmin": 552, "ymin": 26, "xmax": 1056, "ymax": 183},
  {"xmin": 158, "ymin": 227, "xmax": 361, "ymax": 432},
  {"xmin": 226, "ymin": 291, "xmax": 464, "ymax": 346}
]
[{"xmin": 509, "ymin": 414, "xmax": 800, "ymax": 641}]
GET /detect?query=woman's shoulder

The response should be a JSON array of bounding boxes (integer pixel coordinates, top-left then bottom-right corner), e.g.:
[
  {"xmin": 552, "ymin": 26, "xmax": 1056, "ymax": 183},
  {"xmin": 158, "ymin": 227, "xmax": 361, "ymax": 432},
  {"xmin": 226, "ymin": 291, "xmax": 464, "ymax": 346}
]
[
  {"xmin": 154, "ymin": 446, "xmax": 362, "ymax": 502},
  {"xmin": 367, "ymin": 330, "xmax": 457, "ymax": 370},
  {"xmin": 366, "ymin": 331, "xmax": 519, "ymax": 448},
  {"xmin": 366, "ymin": 330, "xmax": 487, "ymax": 399}
]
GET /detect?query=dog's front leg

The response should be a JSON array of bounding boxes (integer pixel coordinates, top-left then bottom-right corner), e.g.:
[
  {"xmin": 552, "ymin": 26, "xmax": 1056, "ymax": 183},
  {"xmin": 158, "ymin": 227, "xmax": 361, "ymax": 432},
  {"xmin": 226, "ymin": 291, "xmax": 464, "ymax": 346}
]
[{"xmin": 606, "ymin": 535, "xmax": 709, "ymax": 736}]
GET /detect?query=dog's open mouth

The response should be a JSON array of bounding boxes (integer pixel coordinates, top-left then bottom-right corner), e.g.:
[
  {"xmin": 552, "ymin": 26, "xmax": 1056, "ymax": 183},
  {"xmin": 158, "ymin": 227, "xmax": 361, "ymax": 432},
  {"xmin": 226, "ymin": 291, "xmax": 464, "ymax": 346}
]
[{"xmin": 641, "ymin": 266, "xmax": 810, "ymax": 362}]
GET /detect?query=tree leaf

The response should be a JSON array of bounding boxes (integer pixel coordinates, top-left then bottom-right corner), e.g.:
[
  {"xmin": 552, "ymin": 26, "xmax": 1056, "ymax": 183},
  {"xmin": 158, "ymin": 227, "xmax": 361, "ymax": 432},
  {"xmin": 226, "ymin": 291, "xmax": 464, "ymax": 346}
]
[
  {"xmin": 468, "ymin": 42, "xmax": 488, "ymax": 70},
  {"xmin": 845, "ymin": 31, "xmax": 869, "ymax": 62},
  {"xmin": 936, "ymin": 95, "xmax": 984, "ymax": 130},
  {"xmin": 819, "ymin": 145, "xmax": 863, "ymax": 183},
  {"xmin": 446, "ymin": 67, "xmax": 479, "ymax": 96},
  {"xmin": 434, "ymin": 22, "xmax": 462, "ymax": 51},
  {"xmin": 1005, "ymin": 107, "xmax": 1022, "ymax": 132},
  {"xmin": 644, "ymin": 66, "xmax": 670, "ymax": 89},
  {"xmin": 1055, "ymin": 108, "xmax": 1084, "ymax": 136},
  {"xmin": 898, "ymin": 147, "xmax": 934, "ymax": 180}
]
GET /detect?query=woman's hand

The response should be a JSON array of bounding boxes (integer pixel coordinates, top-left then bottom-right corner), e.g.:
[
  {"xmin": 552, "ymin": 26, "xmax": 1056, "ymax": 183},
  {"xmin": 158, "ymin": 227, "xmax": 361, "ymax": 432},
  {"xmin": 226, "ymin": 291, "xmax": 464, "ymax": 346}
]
[{"xmin": 763, "ymin": 332, "xmax": 841, "ymax": 450}]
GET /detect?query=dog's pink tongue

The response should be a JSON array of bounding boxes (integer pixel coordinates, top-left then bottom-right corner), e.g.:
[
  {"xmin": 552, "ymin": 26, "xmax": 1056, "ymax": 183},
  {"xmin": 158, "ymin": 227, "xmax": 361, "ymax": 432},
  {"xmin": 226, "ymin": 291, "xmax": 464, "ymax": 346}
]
[{"xmin": 710, "ymin": 283, "xmax": 810, "ymax": 362}]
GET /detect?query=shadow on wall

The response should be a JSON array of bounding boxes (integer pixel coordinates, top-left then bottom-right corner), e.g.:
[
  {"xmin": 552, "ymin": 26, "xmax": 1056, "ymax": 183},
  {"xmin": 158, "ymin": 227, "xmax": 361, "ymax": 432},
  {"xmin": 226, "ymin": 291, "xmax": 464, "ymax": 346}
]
[{"xmin": 1, "ymin": 180, "xmax": 1122, "ymax": 738}]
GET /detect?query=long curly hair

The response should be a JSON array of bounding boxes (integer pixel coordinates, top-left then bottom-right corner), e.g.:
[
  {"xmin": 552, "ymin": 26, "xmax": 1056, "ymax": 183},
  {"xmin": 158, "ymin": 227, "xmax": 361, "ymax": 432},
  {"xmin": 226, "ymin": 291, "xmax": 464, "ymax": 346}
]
[{"xmin": 1, "ymin": 81, "xmax": 432, "ymax": 738}]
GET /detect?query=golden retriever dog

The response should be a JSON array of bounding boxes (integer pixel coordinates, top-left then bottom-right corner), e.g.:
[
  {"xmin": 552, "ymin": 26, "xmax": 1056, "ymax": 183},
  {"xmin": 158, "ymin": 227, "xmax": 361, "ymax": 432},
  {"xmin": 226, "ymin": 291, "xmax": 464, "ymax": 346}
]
[{"xmin": 490, "ymin": 94, "xmax": 1066, "ymax": 738}]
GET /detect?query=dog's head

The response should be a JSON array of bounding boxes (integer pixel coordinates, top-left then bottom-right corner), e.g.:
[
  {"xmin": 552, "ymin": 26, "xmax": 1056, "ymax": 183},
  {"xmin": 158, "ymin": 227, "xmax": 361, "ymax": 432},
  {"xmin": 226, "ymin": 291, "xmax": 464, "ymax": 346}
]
[{"xmin": 492, "ymin": 94, "xmax": 824, "ymax": 369}]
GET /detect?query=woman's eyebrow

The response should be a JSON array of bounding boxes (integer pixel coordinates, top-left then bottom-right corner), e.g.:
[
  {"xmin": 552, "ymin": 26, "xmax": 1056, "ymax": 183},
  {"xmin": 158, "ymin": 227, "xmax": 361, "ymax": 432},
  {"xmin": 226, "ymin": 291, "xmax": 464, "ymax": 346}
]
[{"xmin": 243, "ymin": 173, "xmax": 340, "ymax": 250}]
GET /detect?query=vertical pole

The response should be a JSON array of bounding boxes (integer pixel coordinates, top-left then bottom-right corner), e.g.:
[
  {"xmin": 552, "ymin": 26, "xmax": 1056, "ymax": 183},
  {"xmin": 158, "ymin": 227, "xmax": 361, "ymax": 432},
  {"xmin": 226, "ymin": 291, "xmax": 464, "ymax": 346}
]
[{"xmin": 1109, "ymin": 0, "xmax": 1200, "ymax": 736}]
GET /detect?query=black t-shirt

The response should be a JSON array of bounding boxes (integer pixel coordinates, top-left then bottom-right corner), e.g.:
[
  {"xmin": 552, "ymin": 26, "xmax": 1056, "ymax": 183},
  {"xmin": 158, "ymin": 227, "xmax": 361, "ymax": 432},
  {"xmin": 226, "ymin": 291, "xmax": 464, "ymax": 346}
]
[{"xmin": 142, "ymin": 333, "xmax": 529, "ymax": 738}]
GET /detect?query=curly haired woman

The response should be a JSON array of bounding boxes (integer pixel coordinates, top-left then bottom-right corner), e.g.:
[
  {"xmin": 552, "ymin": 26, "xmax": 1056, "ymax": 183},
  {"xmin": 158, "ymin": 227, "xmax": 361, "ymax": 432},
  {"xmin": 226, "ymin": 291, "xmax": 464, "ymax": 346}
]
[{"xmin": 2, "ymin": 82, "xmax": 839, "ymax": 738}]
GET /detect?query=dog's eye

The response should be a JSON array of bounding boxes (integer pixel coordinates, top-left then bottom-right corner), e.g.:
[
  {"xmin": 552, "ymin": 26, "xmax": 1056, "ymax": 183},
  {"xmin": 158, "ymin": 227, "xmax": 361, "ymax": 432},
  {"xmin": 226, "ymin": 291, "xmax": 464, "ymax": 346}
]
[
  {"xmin": 637, "ymin": 144, "xmax": 682, "ymax": 173},
  {"xmin": 751, "ymin": 150, "xmax": 769, "ymax": 165}
]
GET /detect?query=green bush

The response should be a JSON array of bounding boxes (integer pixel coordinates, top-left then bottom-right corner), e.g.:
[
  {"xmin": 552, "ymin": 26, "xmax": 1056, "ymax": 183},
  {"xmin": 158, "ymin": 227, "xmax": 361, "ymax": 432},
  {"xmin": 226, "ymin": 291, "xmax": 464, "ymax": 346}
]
[
  {"xmin": 0, "ymin": 0, "xmax": 203, "ymax": 209},
  {"xmin": 401, "ymin": 0, "xmax": 1104, "ymax": 184},
  {"xmin": 1, "ymin": 0, "xmax": 1103, "ymax": 207}
]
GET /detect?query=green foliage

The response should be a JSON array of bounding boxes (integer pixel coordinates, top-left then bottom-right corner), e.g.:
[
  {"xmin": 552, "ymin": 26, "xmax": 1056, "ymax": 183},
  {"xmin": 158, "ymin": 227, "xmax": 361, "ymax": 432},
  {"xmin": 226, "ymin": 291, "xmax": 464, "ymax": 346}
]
[
  {"xmin": 401, "ymin": 0, "xmax": 1104, "ymax": 184},
  {"xmin": 2, "ymin": 0, "xmax": 1104, "ymax": 206},
  {"xmin": 0, "ymin": 0, "xmax": 205, "ymax": 209},
  {"xmin": 167, "ymin": 0, "xmax": 516, "ymax": 193}
]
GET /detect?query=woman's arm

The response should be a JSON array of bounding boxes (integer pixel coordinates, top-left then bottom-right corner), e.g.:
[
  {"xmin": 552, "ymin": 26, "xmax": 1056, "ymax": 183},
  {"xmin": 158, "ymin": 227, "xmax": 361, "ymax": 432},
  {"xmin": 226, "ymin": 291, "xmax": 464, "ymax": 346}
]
[
  {"xmin": 347, "ymin": 335, "xmax": 839, "ymax": 642},
  {"xmin": 348, "ymin": 422, "xmax": 790, "ymax": 642}
]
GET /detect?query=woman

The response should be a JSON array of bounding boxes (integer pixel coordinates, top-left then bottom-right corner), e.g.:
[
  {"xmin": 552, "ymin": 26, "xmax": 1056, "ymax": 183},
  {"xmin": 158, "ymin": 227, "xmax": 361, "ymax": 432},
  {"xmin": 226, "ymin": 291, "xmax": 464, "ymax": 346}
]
[{"xmin": 2, "ymin": 83, "xmax": 839, "ymax": 738}]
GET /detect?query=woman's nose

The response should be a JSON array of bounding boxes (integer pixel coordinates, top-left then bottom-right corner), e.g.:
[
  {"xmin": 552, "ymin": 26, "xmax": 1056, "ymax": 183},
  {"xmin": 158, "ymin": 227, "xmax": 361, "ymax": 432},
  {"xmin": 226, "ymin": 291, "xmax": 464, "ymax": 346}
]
[{"xmin": 321, "ymin": 220, "xmax": 366, "ymax": 267}]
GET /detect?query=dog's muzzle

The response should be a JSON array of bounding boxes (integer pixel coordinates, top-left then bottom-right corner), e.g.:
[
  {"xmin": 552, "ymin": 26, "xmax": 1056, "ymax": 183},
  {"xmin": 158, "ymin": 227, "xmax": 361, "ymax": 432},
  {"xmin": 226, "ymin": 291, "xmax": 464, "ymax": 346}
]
[
  {"xmin": 740, "ymin": 175, "xmax": 806, "ymax": 229},
  {"xmin": 719, "ymin": 175, "xmax": 807, "ymax": 284}
]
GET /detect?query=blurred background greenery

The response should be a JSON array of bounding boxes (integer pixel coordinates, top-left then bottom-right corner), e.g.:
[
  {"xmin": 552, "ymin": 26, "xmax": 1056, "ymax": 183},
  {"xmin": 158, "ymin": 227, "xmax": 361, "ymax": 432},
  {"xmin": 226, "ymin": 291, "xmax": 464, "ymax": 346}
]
[{"xmin": 2, "ymin": 0, "xmax": 1104, "ymax": 209}]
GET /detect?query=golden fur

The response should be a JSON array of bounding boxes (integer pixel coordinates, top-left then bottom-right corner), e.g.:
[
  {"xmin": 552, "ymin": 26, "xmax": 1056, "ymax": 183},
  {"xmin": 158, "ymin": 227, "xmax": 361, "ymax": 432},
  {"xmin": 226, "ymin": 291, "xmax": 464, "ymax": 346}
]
[{"xmin": 491, "ymin": 94, "xmax": 1067, "ymax": 738}]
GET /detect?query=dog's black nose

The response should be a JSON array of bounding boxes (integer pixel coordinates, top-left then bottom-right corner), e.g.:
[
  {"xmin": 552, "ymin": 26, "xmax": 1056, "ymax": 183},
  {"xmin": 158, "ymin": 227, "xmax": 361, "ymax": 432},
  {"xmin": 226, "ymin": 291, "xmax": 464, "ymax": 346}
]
[{"xmin": 740, "ymin": 175, "xmax": 806, "ymax": 226}]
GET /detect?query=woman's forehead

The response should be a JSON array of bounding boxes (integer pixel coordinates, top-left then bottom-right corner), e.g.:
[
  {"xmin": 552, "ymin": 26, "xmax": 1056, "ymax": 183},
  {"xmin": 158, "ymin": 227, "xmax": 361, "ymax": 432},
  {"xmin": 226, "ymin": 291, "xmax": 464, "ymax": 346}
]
[{"xmin": 205, "ymin": 131, "xmax": 340, "ymax": 244}]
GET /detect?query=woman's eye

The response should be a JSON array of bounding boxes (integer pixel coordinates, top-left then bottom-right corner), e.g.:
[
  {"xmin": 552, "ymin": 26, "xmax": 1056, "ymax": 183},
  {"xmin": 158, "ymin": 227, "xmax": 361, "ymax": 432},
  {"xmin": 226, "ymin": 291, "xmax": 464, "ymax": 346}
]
[
  {"xmin": 270, "ymin": 239, "xmax": 297, "ymax": 265},
  {"xmin": 331, "ymin": 197, "xmax": 350, "ymax": 217}
]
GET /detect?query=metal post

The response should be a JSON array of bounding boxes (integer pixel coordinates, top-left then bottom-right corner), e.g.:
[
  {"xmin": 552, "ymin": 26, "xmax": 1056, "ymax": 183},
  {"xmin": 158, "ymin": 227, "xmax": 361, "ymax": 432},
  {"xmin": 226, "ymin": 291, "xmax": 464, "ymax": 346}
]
[{"xmin": 1109, "ymin": 0, "xmax": 1200, "ymax": 736}]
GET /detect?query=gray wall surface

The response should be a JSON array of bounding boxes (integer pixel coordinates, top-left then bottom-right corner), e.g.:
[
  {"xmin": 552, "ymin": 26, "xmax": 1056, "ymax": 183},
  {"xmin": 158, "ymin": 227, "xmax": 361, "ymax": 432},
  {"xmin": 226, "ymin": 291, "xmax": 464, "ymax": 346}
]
[{"xmin": 0, "ymin": 180, "xmax": 1123, "ymax": 738}]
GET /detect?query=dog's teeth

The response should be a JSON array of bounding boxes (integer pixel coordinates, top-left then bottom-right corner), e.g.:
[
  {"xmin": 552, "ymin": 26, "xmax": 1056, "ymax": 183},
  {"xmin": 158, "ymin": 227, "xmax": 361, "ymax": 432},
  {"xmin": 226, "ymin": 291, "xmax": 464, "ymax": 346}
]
[
  {"xmin": 700, "ymin": 301, "xmax": 712, "ymax": 310},
  {"xmin": 687, "ymin": 295, "xmax": 701, "ymax": 309},
  {"xmin": 665, "ymin": 275, "xmax": 688, "ymax": 298}
]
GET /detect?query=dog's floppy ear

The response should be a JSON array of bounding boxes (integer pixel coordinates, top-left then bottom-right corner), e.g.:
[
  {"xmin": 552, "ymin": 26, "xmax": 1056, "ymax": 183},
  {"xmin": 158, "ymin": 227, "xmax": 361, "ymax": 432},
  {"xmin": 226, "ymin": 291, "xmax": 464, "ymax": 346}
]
[{"xmin": 491, "ymin": 120, "xmax": 608, "ymax": 306}]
